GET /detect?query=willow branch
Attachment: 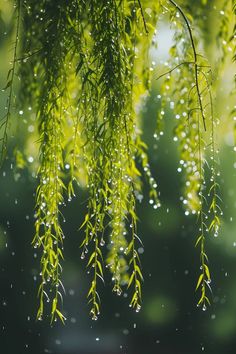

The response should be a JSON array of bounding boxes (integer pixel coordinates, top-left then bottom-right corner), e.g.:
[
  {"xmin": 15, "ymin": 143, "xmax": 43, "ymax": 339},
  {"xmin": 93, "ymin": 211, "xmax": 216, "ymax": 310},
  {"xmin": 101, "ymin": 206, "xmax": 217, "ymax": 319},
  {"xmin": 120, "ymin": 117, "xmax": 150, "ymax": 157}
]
[{"xmin": 0, "ymin": 0, "xmax": 21, "ymax": 166}]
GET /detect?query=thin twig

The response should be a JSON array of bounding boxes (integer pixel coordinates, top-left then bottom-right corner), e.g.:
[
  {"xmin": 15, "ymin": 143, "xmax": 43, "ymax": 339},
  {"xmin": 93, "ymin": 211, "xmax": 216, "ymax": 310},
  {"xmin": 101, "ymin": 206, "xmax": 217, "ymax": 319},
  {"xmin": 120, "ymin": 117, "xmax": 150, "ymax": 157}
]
[
  {"xmin": 137, "ymin": 0, "xmax": 149, "ymax": 35},
  {"xmin": 156, "ymin": 61, "xmax": 194, "ymax": 80},
  {"xmin": 15, "ymin": 48, "xmax": 42, "ymax": 62},
  {"xmin": 168, "ymin": 0, "xmax": 207, "ymax": 131}
]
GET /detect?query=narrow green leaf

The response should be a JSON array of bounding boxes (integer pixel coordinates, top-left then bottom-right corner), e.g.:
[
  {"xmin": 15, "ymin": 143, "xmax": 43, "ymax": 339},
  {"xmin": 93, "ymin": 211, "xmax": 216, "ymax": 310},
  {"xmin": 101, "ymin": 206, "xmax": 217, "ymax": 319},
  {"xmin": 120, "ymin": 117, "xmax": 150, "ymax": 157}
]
[{"xmin": 196, "ymin": 273, "xmax": 204, "ymax": 291}]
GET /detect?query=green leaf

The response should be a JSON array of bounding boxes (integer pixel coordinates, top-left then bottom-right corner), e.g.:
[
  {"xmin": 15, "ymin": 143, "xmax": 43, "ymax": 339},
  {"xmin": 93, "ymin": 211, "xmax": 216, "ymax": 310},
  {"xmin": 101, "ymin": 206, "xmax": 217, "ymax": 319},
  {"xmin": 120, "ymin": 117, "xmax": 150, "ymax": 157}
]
[
  {"xmin": 127, "ymin": 271, "xmax": 135, "ymax": 289},
  {"xmin": 80, "ymin": 213, "xmax": 89, "ymax": 230},
  {"xmin": 2, "ymin": 80, "xmax": 12, "ymax": 91},
  {"xmin": 56, "ymin": 309, "xmax": 66, "ymax": 324},
  {"xmin": 135, "ymin": 265, "xmax": 143, "ymax": 281},
  {"xmin": 195, "ymin": 235, "xmax": 202, "ymax": 247},
  {"xmin": 51, "ymin": 298, "xmax": 57, "ymax": 315},
  {"xmin": 196, "ymin": 274, "xmax": 204, "ymax": 291},
  {"xmin": 97, "ymin": 260, "xmax": 103, "ymax": 277},
  {"xmin": 75, "ymin": 57, "xmax": 84, "ymax": 76},
  {"xmin": 204, "ymin": 264, "xmax": 210, "ymax": 280},
  {"xmin": 87, "ymin": 252, "xmax": 95, "ymax": 267}
]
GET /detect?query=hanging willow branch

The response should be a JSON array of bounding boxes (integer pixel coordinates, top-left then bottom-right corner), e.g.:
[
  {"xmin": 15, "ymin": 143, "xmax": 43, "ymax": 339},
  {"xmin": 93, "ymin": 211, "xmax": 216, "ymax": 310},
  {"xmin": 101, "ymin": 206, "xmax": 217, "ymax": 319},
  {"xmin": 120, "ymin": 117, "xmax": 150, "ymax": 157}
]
[
  {"xmin": 0, "ymin": 0, "xmax": 20, "ymax": 166},
  {"xmin": 157, "ymin": 0, "xmax": 220, "ymax": 309}
]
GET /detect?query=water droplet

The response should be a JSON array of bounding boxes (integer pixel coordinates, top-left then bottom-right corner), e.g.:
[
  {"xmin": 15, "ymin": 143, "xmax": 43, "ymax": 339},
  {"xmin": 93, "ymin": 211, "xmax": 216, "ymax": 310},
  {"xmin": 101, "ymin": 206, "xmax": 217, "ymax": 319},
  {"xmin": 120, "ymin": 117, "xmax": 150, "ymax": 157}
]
[
  {"xmin": 28, "ymin": 156, "xmax": 34, "ymax": 163},
  {"xmin": 69, "ymin": 289, "xmax": 75, "ymax": 296},
  {"xmin": 100, "ymin": 238, "xmax": 105, "ymax": 246}
]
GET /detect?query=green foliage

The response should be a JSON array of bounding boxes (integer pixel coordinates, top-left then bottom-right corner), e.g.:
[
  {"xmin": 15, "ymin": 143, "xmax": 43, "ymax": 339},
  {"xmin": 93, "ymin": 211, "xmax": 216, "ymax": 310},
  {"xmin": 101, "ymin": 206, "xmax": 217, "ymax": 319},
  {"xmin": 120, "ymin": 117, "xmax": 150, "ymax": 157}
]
[
  {"xmin": 157, "ymin": 0, "xmax": 222, "ymax": 308},
  {"xmin": 0, "ymin": 0, "xmax": 20, "ymax": 167},
  {"xmin": 232, "ymin": 1, "xmax": 236, "ymax": 147},
  {"xmin": 0, "ymin": 0, "xmax": 235, "ymax": 323}
]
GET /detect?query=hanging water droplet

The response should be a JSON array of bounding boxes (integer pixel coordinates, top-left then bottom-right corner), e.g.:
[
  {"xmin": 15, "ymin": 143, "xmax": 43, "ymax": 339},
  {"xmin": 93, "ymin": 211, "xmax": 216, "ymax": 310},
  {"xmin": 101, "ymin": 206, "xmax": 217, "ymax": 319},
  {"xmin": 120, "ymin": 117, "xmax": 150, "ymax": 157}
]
[{"xmin": 116, "ymin": 288, "xmax": 122, "ymax": 296}]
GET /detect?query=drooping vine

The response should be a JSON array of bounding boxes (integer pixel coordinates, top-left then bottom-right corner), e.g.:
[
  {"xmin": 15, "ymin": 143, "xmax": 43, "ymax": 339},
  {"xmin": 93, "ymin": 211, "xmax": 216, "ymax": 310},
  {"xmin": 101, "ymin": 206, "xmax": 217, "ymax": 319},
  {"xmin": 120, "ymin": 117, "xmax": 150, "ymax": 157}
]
[
  {"xmin": 78, "ymin": 0, "xmax": 159, "ymax": 317},
  {"xmin": 0, "ymin": 0, "xmax": 20, "ymax": 166},
  {"xmin": 30, "ymin": 1, "xmax": 74, "ymax": 323},
  {"xmin": 156, "ymin": 0, "xmax": 221, "ymax": 308}
]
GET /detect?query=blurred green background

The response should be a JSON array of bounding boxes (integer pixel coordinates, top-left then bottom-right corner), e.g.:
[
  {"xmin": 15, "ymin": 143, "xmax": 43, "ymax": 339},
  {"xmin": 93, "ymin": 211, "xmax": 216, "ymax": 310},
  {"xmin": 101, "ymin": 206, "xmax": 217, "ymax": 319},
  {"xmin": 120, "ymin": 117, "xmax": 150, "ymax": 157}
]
[{"xmin": 1, "ymin": 1, "xmax": 236, "ymax": 353}]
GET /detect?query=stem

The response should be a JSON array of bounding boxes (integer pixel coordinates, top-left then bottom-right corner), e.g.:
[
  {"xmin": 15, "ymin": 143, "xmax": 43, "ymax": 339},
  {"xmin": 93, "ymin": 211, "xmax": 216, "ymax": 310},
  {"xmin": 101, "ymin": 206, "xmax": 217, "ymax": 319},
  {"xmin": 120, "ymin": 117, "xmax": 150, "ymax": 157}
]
[
  {"xmin": 156, "ymin": 61, "xmax": 194, "ymax": 80},
  {"xmin": 137, "ymin": 0, "xmax": 149, "ymax": 35},
  {"xmin": 168, "ymin": 0, "xmax": 207, "ymax": 131}
]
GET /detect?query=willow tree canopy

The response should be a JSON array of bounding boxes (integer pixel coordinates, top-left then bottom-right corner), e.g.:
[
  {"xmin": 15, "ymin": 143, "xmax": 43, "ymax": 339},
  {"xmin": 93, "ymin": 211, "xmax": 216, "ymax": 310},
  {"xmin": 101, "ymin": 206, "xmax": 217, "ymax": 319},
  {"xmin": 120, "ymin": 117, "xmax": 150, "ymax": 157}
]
[{"xmin": 0, "ymin": 0, "xmax": 235, "ymax": 323}]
